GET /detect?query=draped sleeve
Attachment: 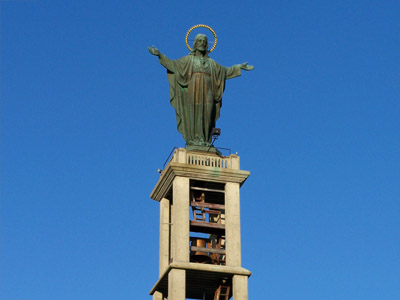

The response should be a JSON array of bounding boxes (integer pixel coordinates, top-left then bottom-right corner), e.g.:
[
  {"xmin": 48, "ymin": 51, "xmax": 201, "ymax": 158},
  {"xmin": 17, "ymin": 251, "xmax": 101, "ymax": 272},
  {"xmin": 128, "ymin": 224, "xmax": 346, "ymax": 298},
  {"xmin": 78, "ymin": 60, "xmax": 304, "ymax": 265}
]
[
  {"xmin": 225, "ymin": 65, "xmax": 242, "ymax": 79},
  {"xmin": 158, "ymin": 54, "xmax": 194, "ymax": 135},
  {"xmin": 209, "ymin": 61, "xmax": 242, "ymax": 121}
]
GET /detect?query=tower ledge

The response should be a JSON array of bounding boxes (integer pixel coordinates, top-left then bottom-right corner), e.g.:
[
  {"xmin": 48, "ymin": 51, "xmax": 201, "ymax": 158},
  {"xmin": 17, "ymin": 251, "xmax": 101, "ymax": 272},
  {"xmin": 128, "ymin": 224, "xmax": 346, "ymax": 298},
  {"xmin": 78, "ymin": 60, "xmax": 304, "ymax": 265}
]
[
  {"xmin": 150, "ymin": 262, "xmax": 251, "ymax": 299},
  {"xmin": 150, "ymin": 148, "xmax": 250, "ymax": 201}
]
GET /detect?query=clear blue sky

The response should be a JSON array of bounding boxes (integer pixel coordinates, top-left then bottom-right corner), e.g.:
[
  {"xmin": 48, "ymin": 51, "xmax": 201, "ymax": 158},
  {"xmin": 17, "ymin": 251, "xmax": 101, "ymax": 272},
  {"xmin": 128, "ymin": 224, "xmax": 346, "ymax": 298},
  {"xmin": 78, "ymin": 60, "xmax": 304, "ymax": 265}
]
[{"xmin": 1, "ymin": 1, "xmax": 399, "ymax": 299}]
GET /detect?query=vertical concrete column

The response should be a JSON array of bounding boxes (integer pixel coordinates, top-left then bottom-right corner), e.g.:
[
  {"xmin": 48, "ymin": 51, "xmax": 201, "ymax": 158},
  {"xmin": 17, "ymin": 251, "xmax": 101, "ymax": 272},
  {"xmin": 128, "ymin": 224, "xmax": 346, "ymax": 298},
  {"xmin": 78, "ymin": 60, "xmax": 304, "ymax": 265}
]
[
  {"xmin": 168, "ymin": 176, "xmax": 189, "ymax": 300},
  {"xmin": 168, "ymin": 269, "xmax": 186, "ymax": 300},
  {"xmin": 233, "ymin": 275, "xmax": 248, "ymax": 300},
  {"xmin": 172, "ymin": 176, "xmax": 189, "ymax": 262},
  {"xmin": 159, "ymin": 197, "xmax": 170, "ymax": 275},
  {"xmin": 173, "ymin": 148, "xmax": 187, "ymax": 163},
  {"xmin": 225, "ymin": 182, "xmax": 241, "ymax": 267},
  {"xmin": 152, "ymin": 291, "xmax": 165, "ymax": 300},
  {"xmin": 230, "ymin": 154, "xmax": 240, "ymax": 170},
  {"xmin": 169, "ymin": 203, "xmax": 173, "ymax": 263}
]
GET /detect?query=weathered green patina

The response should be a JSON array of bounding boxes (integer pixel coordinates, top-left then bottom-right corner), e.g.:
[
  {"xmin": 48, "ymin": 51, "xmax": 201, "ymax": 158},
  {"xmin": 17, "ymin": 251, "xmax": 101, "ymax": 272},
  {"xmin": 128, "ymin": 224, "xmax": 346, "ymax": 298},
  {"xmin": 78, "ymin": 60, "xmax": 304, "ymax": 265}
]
[{"xmin": 148, "ymin": 34, "xmax": 254, "ymax": 150}]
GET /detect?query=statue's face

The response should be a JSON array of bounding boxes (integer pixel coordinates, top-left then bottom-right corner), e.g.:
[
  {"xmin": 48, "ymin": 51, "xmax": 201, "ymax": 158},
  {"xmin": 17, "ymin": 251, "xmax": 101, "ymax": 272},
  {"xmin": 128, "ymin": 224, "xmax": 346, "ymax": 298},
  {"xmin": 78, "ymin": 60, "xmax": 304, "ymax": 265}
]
[{"xmin": 194, "ymin": 35, "xmax": 208, "ymax": 52}]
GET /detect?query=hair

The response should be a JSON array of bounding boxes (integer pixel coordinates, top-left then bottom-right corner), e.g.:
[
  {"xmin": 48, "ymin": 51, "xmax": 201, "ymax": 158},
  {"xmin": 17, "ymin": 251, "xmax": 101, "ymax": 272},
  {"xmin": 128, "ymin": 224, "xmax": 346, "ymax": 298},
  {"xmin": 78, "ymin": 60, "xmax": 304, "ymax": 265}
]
[{"xmin": 192, "ymin": 34, "xmax": 209, "ymax": 52}]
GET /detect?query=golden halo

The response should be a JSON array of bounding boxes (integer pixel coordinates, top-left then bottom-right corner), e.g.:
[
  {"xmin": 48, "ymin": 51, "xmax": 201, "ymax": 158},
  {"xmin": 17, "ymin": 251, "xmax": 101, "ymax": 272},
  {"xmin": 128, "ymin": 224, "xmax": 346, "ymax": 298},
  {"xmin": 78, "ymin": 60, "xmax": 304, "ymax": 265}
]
[{"xmin": 185, "ymin": 24, "xmax": 217, "ymax": 53}]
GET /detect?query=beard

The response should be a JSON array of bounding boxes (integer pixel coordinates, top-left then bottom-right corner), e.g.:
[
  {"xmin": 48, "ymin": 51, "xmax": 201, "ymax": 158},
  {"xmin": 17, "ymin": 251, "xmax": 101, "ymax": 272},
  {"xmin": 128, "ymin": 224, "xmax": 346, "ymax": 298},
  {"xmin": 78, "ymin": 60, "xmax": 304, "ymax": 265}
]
[
  {"xmin": 195, "ymin": 46, "xmax": 207, "ymax": 52},
  {"xmin": 194, "ymin": 41, "xmax": 207, "ymax": 52}
]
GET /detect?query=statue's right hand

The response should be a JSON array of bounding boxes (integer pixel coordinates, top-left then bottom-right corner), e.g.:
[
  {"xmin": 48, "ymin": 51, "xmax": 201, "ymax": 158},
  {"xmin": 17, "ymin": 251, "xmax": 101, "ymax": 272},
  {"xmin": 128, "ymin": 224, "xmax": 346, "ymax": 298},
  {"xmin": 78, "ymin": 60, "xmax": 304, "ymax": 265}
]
[{"xmin": 148, "ymin": 46, "xmax": 160, "ymax": 57}]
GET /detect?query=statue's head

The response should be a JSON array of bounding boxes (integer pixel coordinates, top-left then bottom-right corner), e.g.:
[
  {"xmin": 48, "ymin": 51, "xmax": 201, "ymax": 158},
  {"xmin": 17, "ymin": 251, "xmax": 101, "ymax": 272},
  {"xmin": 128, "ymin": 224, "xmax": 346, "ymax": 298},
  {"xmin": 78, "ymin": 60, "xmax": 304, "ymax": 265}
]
[{"xmin": 193, "ymin": 34, "xmax": 209, "ymax": 53}]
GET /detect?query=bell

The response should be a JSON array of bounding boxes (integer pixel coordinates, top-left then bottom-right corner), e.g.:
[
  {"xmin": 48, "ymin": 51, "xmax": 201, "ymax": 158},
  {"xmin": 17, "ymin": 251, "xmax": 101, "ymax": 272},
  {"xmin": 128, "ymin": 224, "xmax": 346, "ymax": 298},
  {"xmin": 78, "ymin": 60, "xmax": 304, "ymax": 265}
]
[{"xmin": 190, "ymin": 238, "xmax": 211, "ymax": 263}]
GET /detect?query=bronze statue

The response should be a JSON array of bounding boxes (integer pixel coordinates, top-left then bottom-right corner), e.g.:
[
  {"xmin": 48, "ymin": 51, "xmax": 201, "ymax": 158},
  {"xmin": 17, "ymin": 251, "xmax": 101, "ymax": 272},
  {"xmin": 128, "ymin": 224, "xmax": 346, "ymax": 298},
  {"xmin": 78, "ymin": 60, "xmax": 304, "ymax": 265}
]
[{"xmin": 148, "ymin": 26, "xmax": 254, "ymax": 151}]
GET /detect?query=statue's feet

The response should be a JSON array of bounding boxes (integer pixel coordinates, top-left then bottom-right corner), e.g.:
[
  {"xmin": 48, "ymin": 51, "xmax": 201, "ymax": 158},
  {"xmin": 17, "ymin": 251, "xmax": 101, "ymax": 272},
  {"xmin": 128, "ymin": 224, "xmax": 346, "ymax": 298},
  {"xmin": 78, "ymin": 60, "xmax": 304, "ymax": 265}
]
[
  {"xmin": 185, "ymin": 144, "xmax": 221, "ymax": 155},
  {"xmin": 186, "ymin": 139, "xmax": 210, "ymax": 147}
]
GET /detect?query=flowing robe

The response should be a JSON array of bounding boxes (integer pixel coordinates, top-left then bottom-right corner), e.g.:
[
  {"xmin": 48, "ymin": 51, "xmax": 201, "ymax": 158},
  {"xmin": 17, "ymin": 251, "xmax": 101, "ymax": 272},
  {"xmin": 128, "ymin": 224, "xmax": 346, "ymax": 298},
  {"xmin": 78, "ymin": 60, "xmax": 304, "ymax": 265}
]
[{"xmin": 158, "ymin": 53, "xmax": 241, "ymax": 146}]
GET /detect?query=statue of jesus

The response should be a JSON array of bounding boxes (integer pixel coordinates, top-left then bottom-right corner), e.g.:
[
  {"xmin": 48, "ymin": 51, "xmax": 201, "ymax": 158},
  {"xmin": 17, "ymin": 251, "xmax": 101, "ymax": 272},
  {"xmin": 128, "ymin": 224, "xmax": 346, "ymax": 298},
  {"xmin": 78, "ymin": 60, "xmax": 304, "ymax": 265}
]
[{"xmin": 148, "ymin": 32, "xmax": 254, "ymax": 151}]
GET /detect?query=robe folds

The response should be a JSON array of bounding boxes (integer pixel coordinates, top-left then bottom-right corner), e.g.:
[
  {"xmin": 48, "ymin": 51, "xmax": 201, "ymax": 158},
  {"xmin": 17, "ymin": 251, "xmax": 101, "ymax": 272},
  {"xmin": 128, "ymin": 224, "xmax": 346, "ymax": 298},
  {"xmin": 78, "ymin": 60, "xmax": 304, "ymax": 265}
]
[{"xmin": 159, "ymin": 53, "xmax": 241, "ymax": 146}]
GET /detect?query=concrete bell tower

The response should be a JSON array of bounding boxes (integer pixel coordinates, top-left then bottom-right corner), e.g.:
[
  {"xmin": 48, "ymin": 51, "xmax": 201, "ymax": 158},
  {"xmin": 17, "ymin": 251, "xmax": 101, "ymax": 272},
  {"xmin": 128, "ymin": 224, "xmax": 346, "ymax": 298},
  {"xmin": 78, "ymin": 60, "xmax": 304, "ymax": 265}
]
[{"xmin": 150, "ymin": 148, "xmax": 251, "ymax": 300}]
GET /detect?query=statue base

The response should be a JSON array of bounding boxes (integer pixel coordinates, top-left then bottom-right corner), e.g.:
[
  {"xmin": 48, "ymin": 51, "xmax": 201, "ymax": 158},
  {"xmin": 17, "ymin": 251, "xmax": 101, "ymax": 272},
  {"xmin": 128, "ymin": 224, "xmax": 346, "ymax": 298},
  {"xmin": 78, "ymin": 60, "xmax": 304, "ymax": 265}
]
[{"xmin": 186, "ymin": 144, "xmax": 222, "ymax": 156}]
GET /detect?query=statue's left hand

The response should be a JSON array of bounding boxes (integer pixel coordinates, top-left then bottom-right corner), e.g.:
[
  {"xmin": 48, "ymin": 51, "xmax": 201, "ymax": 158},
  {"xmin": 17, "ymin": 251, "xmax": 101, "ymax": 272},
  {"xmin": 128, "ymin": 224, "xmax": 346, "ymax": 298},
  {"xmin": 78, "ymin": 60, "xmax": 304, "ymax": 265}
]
[
  {"xmin": 148, "ymin": 46, "xmax": 160, "ymax": 57},
  {"xmin": 240, "ymin": 62, "xmax": 254, "ymax": 71}
]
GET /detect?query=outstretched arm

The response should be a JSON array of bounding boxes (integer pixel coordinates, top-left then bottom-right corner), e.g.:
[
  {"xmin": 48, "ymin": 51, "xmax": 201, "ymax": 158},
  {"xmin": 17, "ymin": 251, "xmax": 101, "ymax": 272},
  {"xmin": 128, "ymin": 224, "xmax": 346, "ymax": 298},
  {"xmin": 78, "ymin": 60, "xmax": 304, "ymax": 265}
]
[
  {"xmin": 147, "ymin": 46, "xmax": 176, "ymax": 73},
  {"xmin": 225, "ymin": 62, "xmax": 255, "ymax": 79},
  {"xmin": 240, "ymin": 62, "xmax": 254, "ymax": 71},
  {"xmin": 148, "ymin": 46, "xmax": 160, "ymax": 57}
]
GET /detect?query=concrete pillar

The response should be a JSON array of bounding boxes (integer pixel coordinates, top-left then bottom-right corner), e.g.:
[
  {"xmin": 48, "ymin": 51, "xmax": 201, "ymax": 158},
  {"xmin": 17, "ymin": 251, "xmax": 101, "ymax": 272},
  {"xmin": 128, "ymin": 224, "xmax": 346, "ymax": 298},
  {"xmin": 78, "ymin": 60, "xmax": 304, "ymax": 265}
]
[
  {"xmin": 152, "ymin": 291, "xmax": 165, "ymax": 300},
  {"xmin": 233, "ymin": 275, "xmax": 248, "ymax": 300},
  {"xmin": 172, "ymin": 176, "xmax": 189, "ymax": 262},
  {"xmin": 173, "ymin": 148, "xmax": 187, "ymax": 163},
  {"xmin": 230, "ymin": 154, "xmax": 240, "ymax": 170},
  {"xmin": 168, "ymin": 268, "xmax": 186, "ymax": 300},
  {"xmin": 169, "ymin": 203, "xmax": 173, "ymax": 264},
  {"xmin": 159, "ymin": 197, "xmax": 170, "ymax": 275},
  {"xmin": 225, "ymin": 182, "xmax": 241, "ymax": 267}
]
